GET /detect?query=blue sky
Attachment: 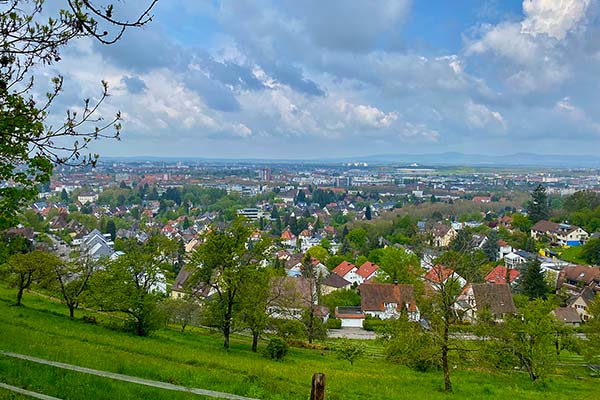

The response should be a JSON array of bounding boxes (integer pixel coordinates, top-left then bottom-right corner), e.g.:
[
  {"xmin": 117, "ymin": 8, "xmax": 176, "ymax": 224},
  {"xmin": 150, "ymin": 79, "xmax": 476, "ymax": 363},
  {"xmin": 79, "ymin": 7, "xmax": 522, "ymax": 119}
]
[{"xmin": 47, "ymin": 1, "xmax": 600, "ymax": 158}]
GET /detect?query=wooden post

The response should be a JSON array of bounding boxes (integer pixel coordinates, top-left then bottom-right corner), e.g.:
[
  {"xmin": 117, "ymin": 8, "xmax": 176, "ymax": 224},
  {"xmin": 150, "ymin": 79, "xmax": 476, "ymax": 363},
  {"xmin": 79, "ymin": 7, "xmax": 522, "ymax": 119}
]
[{"xmin": 310, "ymin": 373, "xmax": 326, "ymax": 400}]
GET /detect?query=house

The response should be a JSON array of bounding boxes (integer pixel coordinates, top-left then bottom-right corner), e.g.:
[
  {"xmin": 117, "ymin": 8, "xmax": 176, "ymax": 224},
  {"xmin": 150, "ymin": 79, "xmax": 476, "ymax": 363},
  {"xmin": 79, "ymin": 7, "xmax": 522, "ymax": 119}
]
[
  {"xmin": 170, "ymin": 266, "xmax": 212, "ymax": 300},
  {"xmin": 567, "ymin": 287, "xmax": 596, "ymax": 321},
  {"xmin": 322, "ymin": 273, "xmax": 352, "ymax": 295},
  {"xmin": 557, "ymin": 265, "xmax": 600, "ymax": 295},
  {"xmin": 484, "ymin": 265, "xmax": 520, "ymax": 286},
  {"xmin": 280, "ymin": 227, "xmax": 297, "ymax": 247},
  {"xmin": 552, "ymin": 307, "xmax": 581, "ymax": 326},
  {"xmin": 268, "ymin": 277, "xmax": 326, "ymax": 321},
  {"xmin": 431, "ymin": 224, "xmax": 457, "ymax": 247},
  {"xmin": 498, "ymin": 240, "xmax": 514, "ymax": 260},
  {"xmin": 356, "ymin": 261, "xmax": 380, "ymax": 282},
  {"xmin": 331, "ymin": 261, "xmax": 360, "ymax": 284},
  {"xmin": 455, "ymin": 283, "xmax": 517, "ymax": 322},
  {"xmin": 530, "ymin": 220, "xmax": 588, "ymax": 247},
  {"xmin": 424, "ymin": 265, "xmax": 466, "ymax": 291},
  {"xmin": 79, "ymin": 229, "xmax": 114, "ymax": 259},
  {"xmin": 77, "ymin": 192, "xmax": 98, "ymax": 204},
  {"xmin": 359, "ymin": 283, "xmax": 420, "ymax": 322}
]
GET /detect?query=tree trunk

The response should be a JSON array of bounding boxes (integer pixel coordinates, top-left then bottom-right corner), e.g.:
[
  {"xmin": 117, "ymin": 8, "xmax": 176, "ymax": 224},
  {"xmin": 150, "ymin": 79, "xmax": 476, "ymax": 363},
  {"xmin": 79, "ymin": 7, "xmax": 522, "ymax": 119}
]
[
  {"xmin": 136, "ymin": 319, "xmax": 145, "ymax": 336},
  {"xmin": 252, "ymin": 331, "xmax": 259, "ymax": 352},
  {"xmin": 223, "ymin": 305, "xmax": 232, "ymax": 349},
  {"xmin": 442, "ymin": 325, "xmax": 452, "ymax": 393},
  {"xmin": 69, "ymin": 304, "xmax": 75, "ymax": 319},
  {"xmin": 16, "ymin": 287, "xmax": 24, "ymax": 306}
]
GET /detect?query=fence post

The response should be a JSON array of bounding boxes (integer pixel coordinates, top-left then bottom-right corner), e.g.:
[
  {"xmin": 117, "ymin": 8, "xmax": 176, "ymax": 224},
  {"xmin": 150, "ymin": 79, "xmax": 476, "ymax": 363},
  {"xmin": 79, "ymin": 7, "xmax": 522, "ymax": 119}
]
[{"xmin": 310, "ymin": 373, "xmax": 326, "ymax": 400}]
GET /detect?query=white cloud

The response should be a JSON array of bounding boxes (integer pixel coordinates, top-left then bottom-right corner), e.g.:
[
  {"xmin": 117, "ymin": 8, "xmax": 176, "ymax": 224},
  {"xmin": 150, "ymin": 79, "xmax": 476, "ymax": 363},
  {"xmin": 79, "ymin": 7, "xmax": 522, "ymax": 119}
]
[
  {"xmin": 465, "ymin": 100, "xmax": 506, "ymax": 132},
  {"xmin": 522, "ymin": 0, "xmax": 590, "ymax": 39}
]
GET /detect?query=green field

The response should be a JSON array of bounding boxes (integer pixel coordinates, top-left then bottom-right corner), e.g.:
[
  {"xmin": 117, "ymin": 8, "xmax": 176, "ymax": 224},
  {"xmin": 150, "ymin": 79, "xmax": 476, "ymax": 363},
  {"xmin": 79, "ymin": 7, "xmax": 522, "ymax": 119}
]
[{"xmin": 0, "ymin": 285, "xmax": 597, "ymax": 400}]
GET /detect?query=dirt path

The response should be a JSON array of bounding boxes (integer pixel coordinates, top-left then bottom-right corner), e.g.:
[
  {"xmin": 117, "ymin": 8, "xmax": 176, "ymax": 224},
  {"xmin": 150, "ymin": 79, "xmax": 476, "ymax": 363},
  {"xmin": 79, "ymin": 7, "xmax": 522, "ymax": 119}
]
[{"xmin": 0, "ymin": 351, "xmax": 258, "ymax": 400}]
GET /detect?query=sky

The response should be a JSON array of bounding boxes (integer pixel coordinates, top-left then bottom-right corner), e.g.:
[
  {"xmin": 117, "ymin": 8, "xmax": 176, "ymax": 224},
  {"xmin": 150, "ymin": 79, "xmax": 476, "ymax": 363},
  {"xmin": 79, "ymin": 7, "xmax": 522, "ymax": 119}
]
[{"xmin": 41, "ymin": 0, "xmax": 600, "ymax": 159}]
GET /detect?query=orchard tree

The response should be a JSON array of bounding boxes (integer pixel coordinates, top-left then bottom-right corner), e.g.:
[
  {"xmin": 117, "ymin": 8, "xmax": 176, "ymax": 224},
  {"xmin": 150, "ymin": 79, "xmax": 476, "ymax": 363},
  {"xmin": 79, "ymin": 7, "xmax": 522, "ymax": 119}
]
[
  {"xmin": 88, "ymin": 248, "xmax": 169, "ymax": 336},
  {"xmin": 51, "ymin": 257, "xmax": 95, "ymax": 318},
  {"xmin": 190, "ymin": 218, "xmax": 269, "ymax": 349},
  {"xmin": 0, "ymin": 0, "xmax": 157, "ymax": 228},
  {"xmin": 0, "ymin": 250, "xmax": 59, "ymax": 305}
]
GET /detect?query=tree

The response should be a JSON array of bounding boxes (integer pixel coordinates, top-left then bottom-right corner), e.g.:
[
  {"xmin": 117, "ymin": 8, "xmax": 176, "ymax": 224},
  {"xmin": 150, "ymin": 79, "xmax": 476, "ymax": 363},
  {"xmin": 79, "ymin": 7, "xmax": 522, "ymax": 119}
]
[
  {"xmin": 479, "ymin": 298, "xmax": 557, "ymax": 382},
  {"xmin": 482, "ymin": 230, "xmax": 499, "ymax": 262},
  {"xmin": 105, "ymin": 220, "xmax": 116, "ymax": 242},
  {"xmin": 335, "ymin": 339, "xmax": 366, "ymax": 366},
  {"xmin": 190, "ymin": 218, "xmax": 269, "ymax": 349},
  {"xmin": 161, "ymin": 297, "xmax": 201, "ymax": 333},
  {"xmin": 88, "ymin": 249, "xmax": 168, "ymax": 336},
  {"xmin": 238, "ymin": 268, "xmax": 272, "ymax": 352},
  {"xmin": 51, "ymin": 257, "xmax": 95, "ymax": 319},
  {"xmin": 581, "ymin": 238, "xmax": 600, "ymax": 265},
  {"xmin": 365, "ymin": 205, "xmax": 372, "ymax": 220},
  {"xmin": 378, "ymin": 247, "xmax": 421, "ymax": 284},
  {"xmin": 582, "ymin": 297, "xmax": 600, "ymax": 364},
  {"xmin": 0, "ymin": 0, "xmax": 158, "ymax": 229},
  {"xmin": 60, "ymin": 188, "xmax": 69, "ymax": 203},
  {"xmin": 449, "ymin": 229, "xmax": 472, "ymax": 252},
  {"xmin": 305, "ymin": 245, "xmax": 329, "ymax": 264},
  {"xmin": 527, "ymin": 184, "xmax": 550, "ymax": 224},
  {"xmin": 520, "ymin": 259, "xmax": 549, "ymax": 299},
  {"xmin": 0, "ymin": 250, "xmax": 58, "ymax": 305}
]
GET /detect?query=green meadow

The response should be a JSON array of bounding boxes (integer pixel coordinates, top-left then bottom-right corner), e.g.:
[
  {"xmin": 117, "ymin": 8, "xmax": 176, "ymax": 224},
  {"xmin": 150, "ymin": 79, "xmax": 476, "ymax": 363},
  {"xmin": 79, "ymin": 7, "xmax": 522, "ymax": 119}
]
[{"xmin": 0, "ymin": 284, "xmax": 596, "ymax": 400}]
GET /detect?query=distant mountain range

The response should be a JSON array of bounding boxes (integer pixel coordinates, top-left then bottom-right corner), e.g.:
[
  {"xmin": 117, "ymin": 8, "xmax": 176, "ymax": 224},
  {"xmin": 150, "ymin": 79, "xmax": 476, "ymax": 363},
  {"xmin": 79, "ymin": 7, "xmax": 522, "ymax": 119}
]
[{"xmin": 101, "ymin": 152, "xmax": 600, "ymax": 168}]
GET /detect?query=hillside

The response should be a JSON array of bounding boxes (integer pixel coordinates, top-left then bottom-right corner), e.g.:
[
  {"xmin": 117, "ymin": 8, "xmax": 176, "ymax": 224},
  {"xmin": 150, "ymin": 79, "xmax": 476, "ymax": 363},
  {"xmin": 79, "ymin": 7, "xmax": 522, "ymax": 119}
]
[{"xmin": 0, "ymin": 284, "xmax": 596, "ymax": 400}]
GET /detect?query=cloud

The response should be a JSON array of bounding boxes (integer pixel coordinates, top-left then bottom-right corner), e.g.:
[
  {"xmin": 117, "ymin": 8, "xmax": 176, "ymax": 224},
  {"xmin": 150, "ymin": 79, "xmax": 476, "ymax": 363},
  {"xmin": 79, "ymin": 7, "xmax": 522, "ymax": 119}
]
[
  {"xmin": 521, "ymin": 0, "xmax": 590, "ymax": 39},
  {"xmin": 121, "ymin": 76, "xmax": 147, "ymax": 94}
]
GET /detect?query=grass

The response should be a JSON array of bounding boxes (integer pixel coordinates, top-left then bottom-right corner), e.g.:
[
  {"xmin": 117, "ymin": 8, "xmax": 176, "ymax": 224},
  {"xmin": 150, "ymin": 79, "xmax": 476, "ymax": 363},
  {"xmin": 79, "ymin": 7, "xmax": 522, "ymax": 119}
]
[
  {"xmin": 556, "ymin": 246, "xmax": 586, "ymax": 264},
  {"xmin": 0, "ymin": 284, "xmax": 598, "ymax": 399}
]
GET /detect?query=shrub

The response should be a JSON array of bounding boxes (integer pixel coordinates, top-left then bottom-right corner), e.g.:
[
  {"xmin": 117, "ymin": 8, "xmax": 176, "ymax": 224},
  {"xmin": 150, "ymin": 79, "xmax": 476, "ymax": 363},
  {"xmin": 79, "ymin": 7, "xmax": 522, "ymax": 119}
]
[
  {"xmin": 335, "ymin": 339, "xmax": 366, "ymax": 366},
  {"xmin": 326, "ymin": 318, "xmax": 342, "ymax": 329},
  {"xmin": 265, "ymin": 337, "xmax": 288, "ymax": 360},
  {"xmin": 363, "ymin": 317, "xmax": 390, "ymax": 332}
]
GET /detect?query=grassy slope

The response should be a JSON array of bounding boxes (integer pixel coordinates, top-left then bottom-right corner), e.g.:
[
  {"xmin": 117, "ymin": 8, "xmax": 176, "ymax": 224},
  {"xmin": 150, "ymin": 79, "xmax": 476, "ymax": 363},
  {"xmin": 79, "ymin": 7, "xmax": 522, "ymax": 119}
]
[{"xmin": 0, "ymin": 285, "xmax": 596, "ymax": 400}]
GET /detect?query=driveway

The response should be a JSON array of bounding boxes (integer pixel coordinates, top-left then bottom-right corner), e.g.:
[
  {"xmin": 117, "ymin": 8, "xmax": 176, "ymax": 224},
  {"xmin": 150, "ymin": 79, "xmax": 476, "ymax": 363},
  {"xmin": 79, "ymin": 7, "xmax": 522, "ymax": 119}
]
[{"xmin": 328, "ymin": 328, "xmax": 377, "ymax": 340}]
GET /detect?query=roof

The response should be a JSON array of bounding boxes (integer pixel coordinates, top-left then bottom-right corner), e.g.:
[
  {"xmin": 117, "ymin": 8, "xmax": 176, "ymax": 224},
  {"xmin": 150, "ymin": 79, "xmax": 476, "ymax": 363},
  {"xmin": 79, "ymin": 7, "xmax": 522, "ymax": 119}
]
[
  {"xmin": 323, "ymin": 273, "xmax": 352, "ymax": 289},
  {"xmin": 432, "ymin": 224, "xmax": 451, "ymax": 237},
  {"xmin": 558, "ymin": 265, "xmax": 600, "ymax": 288},
  {"xmin": 359, "ymin": 283, "xmax": 417, "ymax": 313},
  {"xmin": 424, "ymin": 265, "xmax": 455, "ymax": 284},
  {"xmin": 472, "ymin": 283, "xmax": 517, "ymax": 316},
  {"xmin": 569, "ymin": 287, "xmax": 597, "ymax": 306},
  {"xmin": 335, "ymin": 306, "xmax": 365, "ymax": 319},
  {"xmin": 332, "ymin": 261, "xmax": 356, "ymax": 277},
  {"xmin": 553, "ymin": 307, "xmax": 581, "ymax": 324},
  {"xmin": 357, "ymin": 261, "xmax": 379, "ymax": 279},
  {"xmin": 172, "ymin": 267, "xmax": 192, "ymax": 291},
  {"xmin": 485, "ymin": 266, "xmax": 520, "ymax": 284},
  {"xmin": 531, "ymin": 220, "xmax": 560, "ymax": 233}
]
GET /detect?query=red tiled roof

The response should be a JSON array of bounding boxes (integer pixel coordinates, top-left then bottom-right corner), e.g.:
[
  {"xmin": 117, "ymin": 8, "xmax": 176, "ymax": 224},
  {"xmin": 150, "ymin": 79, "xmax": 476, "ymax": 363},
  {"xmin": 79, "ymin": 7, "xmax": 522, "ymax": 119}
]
[
  {"xmin": 281, "ymin": 228, "xmax": 295, "ymax": 241},
  {"xmin": 332, "ymin": 261, "xmax": 356, "ymax": 277},
  {"xmin": 485, "ymin": 265, "xmax": 520, "ymax": 284},
  {"xmin": 424, "ymin": 265, "xmax": 454, "ymax": 284},
  {"xmin": 357, "ymin": 261, "xmax": 379, "ymax": 279}
]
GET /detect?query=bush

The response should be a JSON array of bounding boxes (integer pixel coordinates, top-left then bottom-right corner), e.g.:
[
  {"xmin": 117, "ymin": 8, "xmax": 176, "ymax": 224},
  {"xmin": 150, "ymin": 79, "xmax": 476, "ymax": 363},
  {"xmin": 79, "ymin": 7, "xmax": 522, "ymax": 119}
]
[
  {"xmin": 335, "ymin": 339, "xmax": 366, "ymax": 366},
  {"xmin": 326, "ymin": 318, "xmax": 342, "ymax": 329},
  {"xmin": 363, "ymin": 317, "xmax": 390, "ymax": 332},
  {"xmin": 265, "ymin": 337, "xmax": 288, "ymax": 360},
  {"xmin": 269, "ymin": 318, "xmax": 305, "ymax": 339}
]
